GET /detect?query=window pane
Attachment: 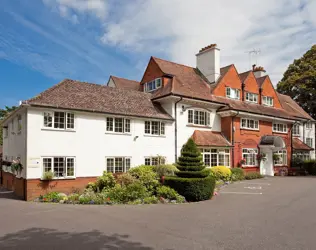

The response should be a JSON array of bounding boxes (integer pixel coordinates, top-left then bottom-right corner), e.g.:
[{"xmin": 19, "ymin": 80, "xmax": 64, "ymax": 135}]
[
  {"xmin": 67, "ymin": 113, "xmax": 74, "ymax": 129},
  {"xmin": 107, "ymin": 158, "xmax": 114, "ymax": 173},
  {"xmin": 54, "ymin": 112, "xmax": 65, "ymax": 129},
  {"xmin": 218, "ymin": 154, "xmax": 224, "ymax": 166},
  {"xmin": 43, "ymin": 158, "xmax": 52, "ymax": 173},
  {"xmin": 225, "ymin": 154, "xmax": 230, "ymax": 167},
  {"xmin": 226, "ymin": 88, "xmax": 230, "ymax": 97},
  {"xmin": 211, "ymin": 153, "xmax": 217, "ymax": 166},
  {"xmin": 125, "ymin": 158, "xmax": 131, "ymax": 172},
  {"xmin": 115, "ymin": 158, "xmax": 124, "ymax": 172},
  {"xmin": 160, "ymin": 122, "xmax": 165, "ymax": 135},
  {"xmin": 199, "ymin": 111, "xmax": 205, "ymax": 125},
  {"xmin": 125, "ymin": 119, "xmax": 130, "ymax": 133},
  {"xmin": 145, "ymin": 121, "xmax": 151, "ymax": 134},
  {"xmin": 44, "ymin": 112, "xmax": 53, "ymax": 128},
  {"xmin": 156, "ymin": 78, "xmax": 162, "ymax": 88},
  {"xmin": 145, "ymin": 158, "xmax": 151, "ymax": 165},
  {"xmin": 151, "ymin": 157, "xmax": 159, "ymax": 166},
  {"xmin": 204, "ymin": 154, "xmax": 210, "ymax": 167},
  {"xmin": 194, "ymin": 111, "xmax": 199, "ymax": 124},
  {"xmin": 151, "ymin": 121, "xmax": 159, "ymax": 135},
  {"xmin": 106, "ymin": 117, "xmax": 113, "ymax": 131},
  {"xmin": 114, "ymin": 118, "xmax": 123, "ymax": 133},
  {"xmin": 188, "ymin": 110, "xmax": 193, "ymax": 123},
  {"xmin": 53, "ymin": 157, "xmax": 65, "ymax": 177},
  {"xmin": 66, "ymin": 158, "xmax": 74, "ymax": 177}
]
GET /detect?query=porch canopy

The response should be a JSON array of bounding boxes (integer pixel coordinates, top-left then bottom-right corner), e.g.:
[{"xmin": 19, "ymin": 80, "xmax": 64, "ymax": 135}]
[
  {"xmin": 259, "ymin": 135, "xmax": 285, "ymax": 150},
  {"xmin": 293, "ymin": 138, "xmax": 313, "ymax": 151}
]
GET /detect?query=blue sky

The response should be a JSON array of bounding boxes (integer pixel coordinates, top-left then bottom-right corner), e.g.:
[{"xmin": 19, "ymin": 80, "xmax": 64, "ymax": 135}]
[{"xmin": 0, "ymin": 0, "xmax": 315, "ymax": 109}]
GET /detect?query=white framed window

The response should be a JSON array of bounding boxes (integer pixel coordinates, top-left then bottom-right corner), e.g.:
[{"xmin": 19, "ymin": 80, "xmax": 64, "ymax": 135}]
[
  {"xmin": 262, "ymin": 96, "xmax": 273, "ymax": 106},
  {"xmin": 293, "ymin": 151, "xmax": 311, "ymax": 162},
  {"xmin": 17, "ymin": 115, "xmax": 22, "ymax": 133},
  {"xmin": 242, "ymin": 148, "xmax": 258, "ymax": 166},
  {"xmin": 274, "ymin": 150, "xmax": 287, "ymax": 166},
  {"xmin": 43, "ymin": 111, "xmax": 75, "ymax": 130},
  {"xmin": 245, "ymin": 92, "xmax": 258, "ymax": 103},
  {"xmin": 144, "ymin": 121, "xmax": 165, "ymax": 135},
  {"xmin": 273, "ymin": 123, "xmax": 288, "ymax": 133},
  {"xmin": 143, "ymin": 78, "xmax": 162, "ymax": 92},
  {"xmin": 306, "ymin": 138, "xmax": 313, "ymax": 148},
  {"xmin": 226, "ymin": 87, "xmax": 240, "ymax": 100},
  {"xmin": 306, "ymin": 122, "xmax": 313, "ymax": 129},
  {"xmin": 106, "ymin": 157, "xmax": 131, "ymax": 173},
  {"xmin": 293, "ymin": 124, "xmax": 300, "ymax": 136},
  {"xmin": 241, "ymin": 118, "xmax": 259, "ymax": 130},
  {"xmin": 144, "ymin": 156, "xmax": 166, "ymax": 166},
  {"xmin": 106, "ymin": 117, "xmax": 131, "ymax": 134},
  {"xmin": 201, "ymin": 148, "xmax": 230, "ymax": 167},
  {"xmin": 187, "ymin": 109, "xmax": 210, "ymax": 126},
  {"xmin": 42, "ymin": 157, "xmax": 75, "ymax": 178}
]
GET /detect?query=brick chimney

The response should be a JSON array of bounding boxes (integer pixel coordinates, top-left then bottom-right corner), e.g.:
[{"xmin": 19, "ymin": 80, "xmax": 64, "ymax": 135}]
[
  {"xmin": 196, "ymin": 44, "xmax": 220, "ymax": 83},
  {"xmin": 252, "ymin": 64, "xmax": 266, "ymax": 78}
]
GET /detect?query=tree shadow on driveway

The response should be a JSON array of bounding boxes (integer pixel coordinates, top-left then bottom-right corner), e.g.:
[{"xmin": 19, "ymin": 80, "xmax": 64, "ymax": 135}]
[{"xmin": 0, "ymin": 228, "xmax": 154, "ymax": 250}]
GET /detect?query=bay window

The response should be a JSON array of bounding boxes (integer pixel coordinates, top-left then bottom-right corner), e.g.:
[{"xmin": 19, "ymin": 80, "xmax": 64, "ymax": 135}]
[
  {"xmin": 201, "ymin": 148, "xmax": 230, "ymax": 167},
  {"xmin": 43, "ymin": 111, "xmax": 75, "ymax": 130},
  {"xmin": 144, "ymin": 121, "xmax": 165, "ymax": 135},
  {"xmin": 106, "ymin": 157, "xmax": 131, "ymax": 173},
  {"xmin": 42, "ymin": 157, "xmax": 75, "ymax": 178},
  {"xmin": 188, "ymin": 109, "xmax": 210, "ymax": 126},
  {"xmin": 293, "ymin": 151, "xmax": 310, "ymax": 162},
  {"xmin": 274, "ymin": 150, "xmax": 287, "ymax": 166},
  {"xmin": 242, "ymin": 148, "xmax": 258, "ymax": 166},
  {"xmin": 106, "ymin": 117, "xmax": 131, "ymax": 133}
]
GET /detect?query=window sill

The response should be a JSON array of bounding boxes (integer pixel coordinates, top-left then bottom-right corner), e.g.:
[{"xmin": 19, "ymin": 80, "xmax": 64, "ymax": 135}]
[
  {"xmin": 240, "ymin": 128, "xmax": 259, "ymax": 131},
  {"xmin": 105, "ymin": 132, "xmax": 132, "ymax": 136},
  {"xmin": 186, "ymin": 124, "xmax": 212, "ymax": 129},
  {"xmin": 242, "ymin": 165, "xmax": 259, "ymax": 168},
  {"xmin": 144, "ymin": 134, "xmax": 166, "ymax": 138},
  {"xmin": 272, "ymin": 131, "xmax": 288, "ymax": 134},
  {"xmin": 41, "ymin": 128, "xmax": 76, "ymax": 132}
]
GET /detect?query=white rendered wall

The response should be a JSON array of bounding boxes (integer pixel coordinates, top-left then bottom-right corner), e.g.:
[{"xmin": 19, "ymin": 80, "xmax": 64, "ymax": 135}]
[
  {"xmin": 303, "ymin": 123, "xmax": 315, "ymax": 159},
  {"xmin": 26, "ymin": 107, "xmax": 174, "ymax": 179},
  {"xmin": 196, "ymin": 48, "xmax": 220, "ymax": 83},
  {"xmin": 2, "ymin": 108, "xmax": 27, "ymax": 178},
  {"xmin": 107, "ymin": 78, "xmax": 116, "ymax": 87}
]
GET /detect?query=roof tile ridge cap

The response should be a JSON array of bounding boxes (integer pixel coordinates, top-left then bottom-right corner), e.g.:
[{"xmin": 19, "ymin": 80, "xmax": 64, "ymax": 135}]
[
  {"xmin": 26, "ymin": 78, "xmax": 71, "ymax": 103},
  {"xmin": 111, "ymin": 75, "xmax": 140, "ymax": 83}
]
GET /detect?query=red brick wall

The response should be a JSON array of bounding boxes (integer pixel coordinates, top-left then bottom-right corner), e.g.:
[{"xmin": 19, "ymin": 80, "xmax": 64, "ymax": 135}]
[
  {"xmin": 221, "ymin": 117, "xmax": 232, "ymax": 141},
  {"xmin": 26, "ymin": 177, "xmax": 97, "ymax": 201},
  {"xmin": 213, "ymin": 66, "xmax": 242, "ymax": 98},
  {"xmin": 261, "ymin": 77, "xmax": 282, "ymax": 109},
  {"xmin": 1, "ymin": 171, "xmax": 25, "ymax": 199},
  {"xmin": 244, "ymin": 73, "xmax": 259, "ymax": 102}
]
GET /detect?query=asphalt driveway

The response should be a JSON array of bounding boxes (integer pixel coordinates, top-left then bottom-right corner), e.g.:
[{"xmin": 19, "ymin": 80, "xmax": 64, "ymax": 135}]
[{"xmin": 1, "ymin": 177, "xmax": 316, "ymax": 250}]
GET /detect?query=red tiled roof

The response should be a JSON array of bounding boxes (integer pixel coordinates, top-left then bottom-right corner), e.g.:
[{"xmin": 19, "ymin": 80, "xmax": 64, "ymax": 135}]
[
  {"xmin": 192, "ymin": 130, "xmax": 232, "ymax": 147},
  {"xmin": 239, "ymin": 71, "xmax": 251, "ymax": 82},
  {"xmin": 277, "ymin": 93, "xmax": 313, "ymax": 120},
  {"xmin": 110, "ymin": 76, "xmax": 140, "ymax": 91},
  {"xmin": 24, "ymin": 79, "xmax": 173, "ymax": 120},
  {"xmin": 256, "ymin": 76, "xmax": 267, "ymax": 88},
  {"xmin": 293, "ymin": 138, "xmax": 313, "ymax": 151}
]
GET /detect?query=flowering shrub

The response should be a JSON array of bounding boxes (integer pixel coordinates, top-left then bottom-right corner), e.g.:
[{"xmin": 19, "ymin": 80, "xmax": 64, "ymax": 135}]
[{"xmin": 210, "ymin": 166, "xmax": 232, "ymax": 181}]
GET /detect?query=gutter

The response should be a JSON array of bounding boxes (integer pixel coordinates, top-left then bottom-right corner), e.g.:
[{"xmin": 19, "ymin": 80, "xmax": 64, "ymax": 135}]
[{"xmin": 174, "ymin": 97, "xmax": 183, "ymax": 162}]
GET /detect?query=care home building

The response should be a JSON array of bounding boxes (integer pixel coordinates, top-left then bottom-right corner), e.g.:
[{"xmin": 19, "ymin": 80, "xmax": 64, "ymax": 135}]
[{"xmin": 1, "ymin": 44, "xmax": 315, "ymax": 200}]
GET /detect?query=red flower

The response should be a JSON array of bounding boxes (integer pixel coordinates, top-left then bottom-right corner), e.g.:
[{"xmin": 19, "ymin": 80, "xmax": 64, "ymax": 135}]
[{"xmin": 107, "ymin": 197, "xmax": 110, "ymax": 201}]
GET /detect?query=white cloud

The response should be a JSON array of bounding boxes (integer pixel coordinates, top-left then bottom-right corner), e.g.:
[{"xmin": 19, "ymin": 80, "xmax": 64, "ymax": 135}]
[{"xmin": 98, "ymin": 0, "xmax": 316, "ymax": 84}]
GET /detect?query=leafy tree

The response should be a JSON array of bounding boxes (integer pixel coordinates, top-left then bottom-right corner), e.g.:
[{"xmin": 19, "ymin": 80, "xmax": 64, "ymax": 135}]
[
  {"xmin": 0, "ymin": 106, "xmax": 18, "ymax": 145},
  {"xmin": 277, "ymin": 45, "xmax": 316, "ymax": 119},
  {"xmin": 164, "ymin": 138, "xmax": 215, "ymax": 201}
]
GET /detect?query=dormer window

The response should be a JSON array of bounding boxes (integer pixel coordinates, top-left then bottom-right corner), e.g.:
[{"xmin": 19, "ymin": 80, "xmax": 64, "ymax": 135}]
[
  {"xmin": 226, "ymin": 87, "xmax": 240, "ymax": 100},
  {"xmin": 245, "ymin": 92, "xmax": 258, "ymax": 103},
  {"xmin": 144, "ymin": 78, "xmax": 162, "ymax": 92},
  {"xmin": 262, "ymin": 96, "xmax": 273, "ymax": 107}
]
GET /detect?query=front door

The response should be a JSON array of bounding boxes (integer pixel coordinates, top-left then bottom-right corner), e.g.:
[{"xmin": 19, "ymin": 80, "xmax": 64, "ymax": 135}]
[{"xmin": 260, "ymin": 150, "xmax": 274, "ymax": 176}]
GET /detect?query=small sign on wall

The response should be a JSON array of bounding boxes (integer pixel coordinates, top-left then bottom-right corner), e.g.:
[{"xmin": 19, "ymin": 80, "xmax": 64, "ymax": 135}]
[{"xmin": 28, "ymin": 158, "xmax": 40, "ymax": 168}]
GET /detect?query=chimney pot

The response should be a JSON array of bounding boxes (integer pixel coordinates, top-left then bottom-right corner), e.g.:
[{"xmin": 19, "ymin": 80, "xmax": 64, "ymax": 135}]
[{"xmin": 253, "ymin": 65, "xmax": 266, "ymax": 78}]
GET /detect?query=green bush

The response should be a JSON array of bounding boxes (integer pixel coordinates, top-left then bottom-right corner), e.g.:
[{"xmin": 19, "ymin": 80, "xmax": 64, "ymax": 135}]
[
  {"xmin": 165, "ymin": 175, "xmax": 215, "ymax": 202},
  {"xmin": 210, "ymin": 166, "xmax": 232, "ymax": 181},
  {"xmin": 143, "ymin": 196, "xmax": 159, "ymax": 204},
  {"xmin": 231, "ymin": 168, "xmax": 245, "ymax": 181},
  {"xmin": 42, "ymin": 192, "xmax": 61, "ymax": 202},
  {"xmin": 94, "ymin": 171, "xmax": 116, "ymax": 192},
  {"xmin": 68, "ymin": 193, "xmax": 80, "ymax": 203},
  {"xmin": 303, "ymin": 160, "xmax": 316, "ymax": 175},
  {"xmin": 156, "ymin": 186, "xmax": 179, "ymax": 200},
  {"xmin": 244, "ymin": 172, "xmax": 263, "ymax": 180},
  {"xmin": 292, "ymin": 157, "xmax": 304, "ymax": 169},
  {"xmin": 175, "ymin": 168, "xmax": 211, "ymax": 178},
  {"xmin": 153, "ymin": 164, "xmax": 179, "ymax": 177},
  {"xmin": 128, "ymin": 165, "xmax": 159, "ymax": 192},
  {"xmin": 79, "ymin": 189, "xmax": 107, "ymax": 204},
  {"xmin": 42, "ymin": 171, "xmax": 54, "ymax": 180},
  {"xmin": 116, "ymin": 173, "xmax": 137, "ymax": 186}
]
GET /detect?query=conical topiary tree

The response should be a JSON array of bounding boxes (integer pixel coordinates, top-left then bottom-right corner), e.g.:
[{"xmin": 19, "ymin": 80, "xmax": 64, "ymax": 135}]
[{"xmin": 164, "ymin": 138, "xmax": 215, "ymax": 201}]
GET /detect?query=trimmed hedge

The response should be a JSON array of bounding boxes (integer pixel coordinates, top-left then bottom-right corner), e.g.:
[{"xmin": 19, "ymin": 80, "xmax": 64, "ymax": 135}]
[
  {"xmin": 164, "ymin": 175, "xmax": 216, "ymax": 202},
  {"xmin": 303, "ymin": 160, "xmax": 316, "ymax": 175},
  {"xmin": 176, "ymin": 168, "xmax": 211, "ymax": 178},
  {"xmin": 244, "ymin": 172, "xmax": 263, "ymax": 180}
]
